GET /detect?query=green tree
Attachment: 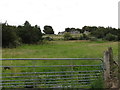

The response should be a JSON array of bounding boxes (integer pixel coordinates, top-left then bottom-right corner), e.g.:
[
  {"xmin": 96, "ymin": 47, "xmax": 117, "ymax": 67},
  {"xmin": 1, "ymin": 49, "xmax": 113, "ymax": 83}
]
[
  {"xmin": 90, "ymin": 27, "xmax": 106, "ymax": 39},
  {"xmin": 17, "ymin": 21, "xmax": 42, "ymax": 44},
  {"xmin": 24, "ymin": 21, "xmax": 31, "ymax": 27},
  {"xmin": 76, "ymin": 28, "xmax": 83, "ymax": 33},
  {"xmin": 65, "ymin": 28, "xmax": 71, "ymax": 32},
  {"xmin": 43, "ymin": 25, "xmax": 54, "ymax": 34},
  {"xmin": 2, "ymin": 23, "xmax": 21, "ymax": 48}
]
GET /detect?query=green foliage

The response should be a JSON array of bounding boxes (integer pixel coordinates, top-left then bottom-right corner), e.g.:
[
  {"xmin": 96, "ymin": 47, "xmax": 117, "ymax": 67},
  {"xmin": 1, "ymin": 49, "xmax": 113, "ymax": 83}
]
[
  {"xmin": 90, "ymin": 27, "xmax": 106, "ymax": 39},
  {"xmin": 65, "ymin": 27, "xmax": 82, "ymax": 33},
  {"xmin": 82, "ymin": 26, "xmax": 97, "ymax": 32},
  {"xmin": 79, "ymin": 34, "xmax": 89, "ymax": 40},
  {"xmin": 69, "ymin": 37, "xmax": 79, "ymax": 40},
  {"xmin": 43, "ymin": 25, "xmax": 54, "ymax": 34},
  {"xmin": 17, "ymin": 21, "xmax": 42, "ymax": 44},
  {"xmin": 64, "ymin": 26, "xmax": 118, "ymax": 41},
  {"xmin": 2, "ymin": 21, "xmax": 119, "ymax": 49},
  {"xmin": 24, "ymin": 21, "xmax": 31, "ymax": 27},
  {"xmin": 43, "ymin": 36, "xmax": 53, "ymax": 41},
  {"xmin": 89, "ymin": 37, "xmax": 98, "ymax": 41},
  {"xmin": 83, "ymin": 34, "xmax": 89, "ymax": 40},
  {"xmin": 2, "ymin": 23, "xmax": 21, "ymax": 48},
  {"xmin": 105, "ymin": 33, "xmax": 117, "ymax": 41},
  {"xmin": 89, "ymin": 26, "xmax": 118, "ymax": 41},
  {"xmin": 2, "ymin": 21, "xmax": 43, "ymax": 48},
  {"xmin": 63, "ymin": 32, "xmax": 72, "ymax": 40},
  {"xmin": 90, "ymin": 77, "xmax": 104, "ymax": 89}
]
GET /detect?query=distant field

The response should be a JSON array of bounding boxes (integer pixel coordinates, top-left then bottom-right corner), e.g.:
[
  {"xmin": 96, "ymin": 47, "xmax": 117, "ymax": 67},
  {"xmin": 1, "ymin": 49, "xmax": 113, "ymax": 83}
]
[{"xmin": 2, "ymin": 40, "xmax": 118, "ymax": 58}]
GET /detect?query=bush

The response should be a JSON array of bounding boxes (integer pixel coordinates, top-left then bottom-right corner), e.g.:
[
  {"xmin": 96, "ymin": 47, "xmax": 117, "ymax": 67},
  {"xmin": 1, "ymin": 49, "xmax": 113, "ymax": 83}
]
[
  {"xmin": 89, "ymin": 37, "xmax": 98, "ymax": 41},
  {"xmin": 79, "ymin": 34, "xmax": 89, "ymax": 40},
  {"xmin": 90, "ymin": 77, "xmax": 104, "ymax": 89},
  {"xmin": 63, "ymin": 32, "xmax": 72, "ymax": 40},
  {"xmin": 68, "ymin": 37, "xmax": 79, "ymax": 40},
  {"xmin": 105, "ymin": 33, "xmax": 117, "ymax": 41},
  {"xmin": 43, "ymin": 36, "xmax": 53, "ymax": 41}
]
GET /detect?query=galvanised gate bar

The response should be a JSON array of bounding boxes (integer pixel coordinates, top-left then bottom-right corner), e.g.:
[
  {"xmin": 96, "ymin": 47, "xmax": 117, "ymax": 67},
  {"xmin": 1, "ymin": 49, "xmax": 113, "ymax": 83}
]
[{"xmin": 0, "ymin": 58, "xmax": 104, "ymax": 89}]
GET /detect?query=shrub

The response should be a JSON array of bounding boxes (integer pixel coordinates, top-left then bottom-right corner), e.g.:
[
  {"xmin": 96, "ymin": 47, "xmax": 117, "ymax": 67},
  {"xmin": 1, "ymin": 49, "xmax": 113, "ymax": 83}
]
[
  {"xmin": 79, "ymin": 34, "xmax": 89, "ymax": 40},
  {"xmin": 90, "ymin": 77, "xmax": 104, "ymax": 89},
  {"xmin": 79, "ymin": 35, "xmax": 84, "ymax": 40},
  {"xmin": 105, "ymin": 33, "xmax": 117, "ymax": 41},
  {"xmin": 43, "ymin": 36, "xmax": 53, "ymax": 41},
  {"xmin": 89, "ymin": 37, "xmax": 98, "ymax": 41},
  {"xmin": 63, "ymin": 32, "xmax": 72, "ymax": 40},
  {"xmin": 69, "ymin": 37, "xmax": 79, "ymax": 40},
  {"xmin": 83, "ymin": 34, "xmax": 89, "ymax": 40}
]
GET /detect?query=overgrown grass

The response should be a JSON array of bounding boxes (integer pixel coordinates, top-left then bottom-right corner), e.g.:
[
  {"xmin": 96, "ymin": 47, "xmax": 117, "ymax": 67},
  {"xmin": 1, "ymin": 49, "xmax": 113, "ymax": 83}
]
[{"xmin": 2, "ymin": 40, "xmax": 118, "ymax": 58}]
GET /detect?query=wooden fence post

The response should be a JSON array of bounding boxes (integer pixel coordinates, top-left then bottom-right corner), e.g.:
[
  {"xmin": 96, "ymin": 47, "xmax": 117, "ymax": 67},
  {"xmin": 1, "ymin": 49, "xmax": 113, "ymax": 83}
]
[{"xmin": 103, "ymin": 47, "xmax": 119, "ymax": 89}]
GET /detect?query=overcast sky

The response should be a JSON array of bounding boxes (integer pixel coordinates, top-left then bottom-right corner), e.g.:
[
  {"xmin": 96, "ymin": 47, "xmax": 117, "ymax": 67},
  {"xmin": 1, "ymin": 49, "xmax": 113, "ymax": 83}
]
[{"xmin": 0, "ymin": 0, "xmax": 119, "ymax": 34}]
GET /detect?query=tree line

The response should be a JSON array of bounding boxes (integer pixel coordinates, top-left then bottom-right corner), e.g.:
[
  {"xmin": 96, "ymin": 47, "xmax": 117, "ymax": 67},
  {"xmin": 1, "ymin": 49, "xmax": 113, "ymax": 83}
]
[
  {"xmin": 2, "ymin": 21, "xmax": 120, "ymax": 48},
  {"xmin": 2, "ymin": 21, "xmax": 54, "ymax": 48},
  {"xmin": 63, "ymin": 26, "xmax": 119, "ymax": 41}
]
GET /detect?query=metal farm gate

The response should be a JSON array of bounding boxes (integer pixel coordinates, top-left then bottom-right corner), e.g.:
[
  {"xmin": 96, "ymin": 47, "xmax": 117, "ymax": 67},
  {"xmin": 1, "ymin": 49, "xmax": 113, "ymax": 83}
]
[{"xmin": 0, "ymin": 58, "xmax": 104, "ymax": 89}]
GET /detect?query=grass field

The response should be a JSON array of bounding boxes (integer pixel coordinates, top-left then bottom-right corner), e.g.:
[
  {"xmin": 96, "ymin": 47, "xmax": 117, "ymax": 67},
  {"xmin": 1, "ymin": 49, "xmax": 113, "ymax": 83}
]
[
  {"xmin": 2, "ymin": 40, "xmax": 118, "ymax": 88},
  {"xmin": 2, "ymin": 40, "xmax": 118, "ymax": 58}
]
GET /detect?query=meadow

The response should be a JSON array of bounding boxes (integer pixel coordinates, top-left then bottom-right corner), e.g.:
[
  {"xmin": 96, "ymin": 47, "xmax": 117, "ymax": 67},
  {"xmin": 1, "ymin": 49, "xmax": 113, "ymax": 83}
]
[
  {"xmin": 2, "ymin": 40, "xmax": 118, "ymax": 58},
  {"xmin": 2, "ymin": 40, "xmax": 118, "ymax": 88}
]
